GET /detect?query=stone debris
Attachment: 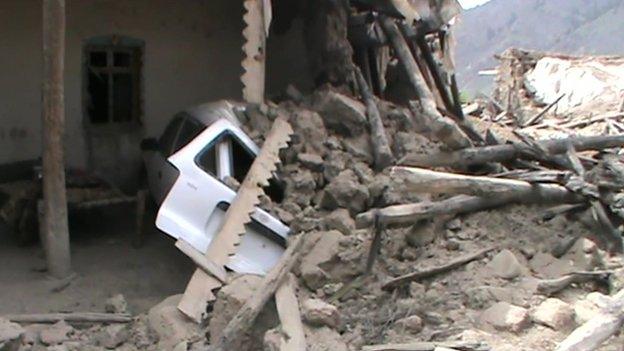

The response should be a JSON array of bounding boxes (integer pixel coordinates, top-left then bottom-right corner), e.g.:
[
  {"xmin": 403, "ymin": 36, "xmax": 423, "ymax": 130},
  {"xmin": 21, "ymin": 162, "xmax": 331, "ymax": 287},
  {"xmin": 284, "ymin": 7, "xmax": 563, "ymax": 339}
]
[
  {"xmin": 531, "ymin": 298, "xmax": 576, "ymax": 330},
  {"xmin": 39, "ymin": 321, "xmax": 74, "ymax": 346},
  {"xmin": 480, "ymin": 302, "xmax": 531, "ymax": 333},
  {"xmin": 305, "ymin": 326, "xmax": 349, "ymax": 351},
  {"xmin": 94, "ymin": 324, "xmax": 129, "ymax": 349},
  {"xmin": 104, "ymin": 294, "xmax": 128, "ymax": 315},
  {"xmin": 147, "ymin": 295, "xmax": 201, "ymax": 351},
  {"xmin": 319, "ymin": 169, "xmax": 369, "ymax": 215},
  {"xmin": 323, "ymin": 208, "xmax": 355, "ymax": 236},
  {"xmin": 312, "ymin": 90, "xmax": 367, "ymax": 137},
  {"xmin": 302, "ymin": 298, "xmax": 340, "ymax": 329},
  {"xmin": 297, "ymin": 153, "xmax": 324, "ymax": 172},
  {"xmin": 6, "ymin": 33, "xmax": 624, "ymax": 351},
  {"xmin": 406, "ymin": 220, "xmax": 437, "ymax": 248},
  {"xmin": 393, "ymin": 315, "xmax": 424, "ymax": 334},
  {"xmin": 299, "ymin": 230, "xmax": 345, "ymax": 290},
  {"xmin": 487, "ymin": 249, "xmax": 524, "ymax": 280},
  {"xmin": 209, "ymin": 275, "xmax": 278, "ymax": 351},
  {"xmin": 571, "ymin": 291, "xmax": 615, "ymax": 330},
  {"xmin": 0, "ymin": 317, "xmax": 24, "ymax": 350}
]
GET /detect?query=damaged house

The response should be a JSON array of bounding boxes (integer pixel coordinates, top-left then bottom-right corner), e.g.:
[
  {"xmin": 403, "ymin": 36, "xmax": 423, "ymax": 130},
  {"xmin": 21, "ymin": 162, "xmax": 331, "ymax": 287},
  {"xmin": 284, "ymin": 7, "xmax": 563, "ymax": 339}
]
[{"xmin": 1, "ymin": 1, "xmax": 624, "ymax": 351}]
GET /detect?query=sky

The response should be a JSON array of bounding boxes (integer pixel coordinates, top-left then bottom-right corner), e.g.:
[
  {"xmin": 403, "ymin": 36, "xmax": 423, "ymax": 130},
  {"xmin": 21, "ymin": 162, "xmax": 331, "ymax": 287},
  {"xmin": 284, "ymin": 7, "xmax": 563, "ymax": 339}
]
[{"xmin": 458, "ymin": 0, "xmax": 491, "ymax": 9}]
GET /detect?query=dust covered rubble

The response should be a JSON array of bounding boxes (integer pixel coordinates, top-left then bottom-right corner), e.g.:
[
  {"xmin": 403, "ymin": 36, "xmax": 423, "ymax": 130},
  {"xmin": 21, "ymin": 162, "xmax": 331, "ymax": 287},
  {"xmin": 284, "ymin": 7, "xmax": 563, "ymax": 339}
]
[
  {"xmin": 8, "ymin": 89, "xmax": 622, "ymax": 351},
  {"xmin": 216, "ymin": 88, "xmax": 622, "ymax": 351}
]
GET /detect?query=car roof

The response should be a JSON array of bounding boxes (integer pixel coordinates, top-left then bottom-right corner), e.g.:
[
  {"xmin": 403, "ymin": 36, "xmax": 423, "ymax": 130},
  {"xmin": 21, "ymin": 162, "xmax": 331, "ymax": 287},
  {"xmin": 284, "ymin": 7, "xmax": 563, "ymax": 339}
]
[{"xmin": 184, "ymin": 100, "xmax": 246, "ymax": 128}]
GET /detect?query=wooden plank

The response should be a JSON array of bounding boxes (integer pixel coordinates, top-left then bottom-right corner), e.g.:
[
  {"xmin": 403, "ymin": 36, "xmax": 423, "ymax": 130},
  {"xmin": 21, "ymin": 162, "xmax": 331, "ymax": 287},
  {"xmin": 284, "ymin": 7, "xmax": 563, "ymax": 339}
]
[
  {"xmin": 556, "ymin": 289, "xmax": 624, "ymax": 351},
  {"xmin": 382, "ymin": 246, "xmax": 496, "ymax": 290},
  {"xmin": 5, "ymin": 312, "xmax": 132, "ymax": 324},
  {"xmin": 379, "ymin": 16, "xmax": 471, "ymax": 150},
  {"xmin": 400, "ymin": 135, "xmax": 624, "ymax": 169},
  {"xmin": 42, "ymin": 0, "xmax": 71, "ymax": 279},
  {"xmin": 362, "ymin": 341, "xmax": 487, "ymax": 351},
  {"xmin": 392, "ymin": 166, "xmax": 582, "ymax": 202},
  {"xmin": 178, "ymin": 117, "xmax": 292, "ymax": 322},
  {"xmin": 241, "ymin": 0, "xmax": 266, "ymax": 103},
  {"xmin": 356, "ymin": 194, "xmax": 520, "ymax": 229},
  {"xmin": 175, "ymin": 239, "xmax": 228, "ymax": 283},
  {"xmin": 211, "ymin": 235, "xmax": 305, "ymax": 351},
  {"xmin": 275, "ymin": 273, "xmax": 306, "ymax": 351},
  {"xmin": 353, "ymin": 66, "xmax": 395, "ymax": 170}
]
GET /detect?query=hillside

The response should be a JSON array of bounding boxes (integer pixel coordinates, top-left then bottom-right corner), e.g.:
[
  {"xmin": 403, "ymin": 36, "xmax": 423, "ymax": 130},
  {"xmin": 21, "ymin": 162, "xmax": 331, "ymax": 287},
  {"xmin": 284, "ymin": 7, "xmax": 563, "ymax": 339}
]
[{"xmin": 454, "ymin": 0, "xmax": 624, "ymax": 95}]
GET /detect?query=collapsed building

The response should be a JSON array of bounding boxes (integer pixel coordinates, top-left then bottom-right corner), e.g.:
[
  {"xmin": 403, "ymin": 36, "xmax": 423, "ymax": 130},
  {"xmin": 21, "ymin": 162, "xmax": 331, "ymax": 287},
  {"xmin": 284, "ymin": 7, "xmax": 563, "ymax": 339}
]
[{"xmin": 1, "ymin": 1, "xmax": 624, "ymax": 351}]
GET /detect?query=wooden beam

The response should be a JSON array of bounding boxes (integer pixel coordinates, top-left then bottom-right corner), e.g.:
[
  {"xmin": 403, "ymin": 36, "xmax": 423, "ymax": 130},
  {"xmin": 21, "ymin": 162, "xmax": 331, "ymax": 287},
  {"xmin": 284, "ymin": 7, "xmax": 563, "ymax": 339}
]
[
  {"xmin": 42, "ymin": 0, "xmax": 71, "ymax": 279},
  {"xmin": 392, "ymin": 166, "xmax": 583, "ymax": 202},
  {"xmin": 356, "ymin": 194, "xmax": 518, "ymax": 229},
  {"xmin": 211, "ymin": 235, "xmax": 305, "ymax": 351},
  {"xmin": 400, "ymin": 135, "xmax": 624, "ymax": 169},
  {"xmin": 5, "ymin": 312, "xmax": 132, "ymax": 324},
  {"xmin": 353, "ymin": 66, "xmax": 395, "ymax": 170},
  {"xmin": 556, "ymin": 289, "xmax": 624, "ymax": 351},
  {"xmin": 275, "ymin": 274, "xmax": 306, "ymax": 351},
  {"xmin": 379, "ymin": 16, "xmax": 471, "ymax": 150},
  {"xmin": 382, "ymin": 246, "xmax": 496, "ymax": 290}
]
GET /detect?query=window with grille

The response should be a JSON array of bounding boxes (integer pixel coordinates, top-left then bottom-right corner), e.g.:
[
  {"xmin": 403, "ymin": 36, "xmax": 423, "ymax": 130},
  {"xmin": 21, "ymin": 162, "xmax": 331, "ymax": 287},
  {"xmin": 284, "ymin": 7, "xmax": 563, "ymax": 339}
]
[{"xmin": 84, "ymin": 36, "xmax": 143, "ymax": 125}]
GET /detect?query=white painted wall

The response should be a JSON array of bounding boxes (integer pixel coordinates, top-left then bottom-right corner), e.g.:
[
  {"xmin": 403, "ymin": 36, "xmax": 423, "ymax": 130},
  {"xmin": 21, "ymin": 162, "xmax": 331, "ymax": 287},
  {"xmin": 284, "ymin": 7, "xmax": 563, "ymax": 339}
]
[{"xmin": 0, "ymin": 0, "xmax": 310, "ymax": 182}]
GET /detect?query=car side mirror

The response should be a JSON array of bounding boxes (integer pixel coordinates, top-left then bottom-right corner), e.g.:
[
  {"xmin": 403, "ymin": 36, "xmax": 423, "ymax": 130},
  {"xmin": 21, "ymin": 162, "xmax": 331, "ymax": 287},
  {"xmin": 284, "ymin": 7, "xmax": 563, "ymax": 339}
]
[{"xmin": 141, "ymin": 138, "xmax": 159, "ymax": 151}]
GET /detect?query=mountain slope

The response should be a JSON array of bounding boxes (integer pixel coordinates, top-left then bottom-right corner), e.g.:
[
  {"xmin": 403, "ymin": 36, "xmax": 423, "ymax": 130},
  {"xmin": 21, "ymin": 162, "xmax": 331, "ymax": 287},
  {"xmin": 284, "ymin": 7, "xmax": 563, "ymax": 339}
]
[{"xmin": 454, "ymin": 0, "xmax": 624, "ymax": 95}]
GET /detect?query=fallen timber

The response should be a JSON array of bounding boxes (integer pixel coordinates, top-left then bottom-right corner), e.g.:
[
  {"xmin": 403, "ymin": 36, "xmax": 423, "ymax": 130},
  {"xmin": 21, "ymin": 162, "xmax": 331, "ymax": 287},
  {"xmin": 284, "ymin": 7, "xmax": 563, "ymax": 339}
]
[
  {"xmin": 399, "ymin": 134, "xmax": 624, "ymax": 168},
  {"xmin": 353, "ymin": 65, "xmax": 395, "ymax": 170},
  {"xmin": 382, "ymin": 246, "xmax": 496, "ymax": 290},
  {"xmin": 379, "ymin": 15, "xmax": 472, "ymax": 150},
  {"xmin": 556, "ymin": 288, "xmax": 624, "ymax": 351},
  {"xmin": 211, "ymin": 235, "xmax": 305, "ymax": 351},
  {"xmin": 5, "ymin": 312, "xmax": 132, "ymax": 324},
  {"xmin": 392, "ymin": 166, "xmax": 583, "ymax": 201},
  {"xmin": 355, "ymin": 187, "xmax": 585, "ymax": 229}
]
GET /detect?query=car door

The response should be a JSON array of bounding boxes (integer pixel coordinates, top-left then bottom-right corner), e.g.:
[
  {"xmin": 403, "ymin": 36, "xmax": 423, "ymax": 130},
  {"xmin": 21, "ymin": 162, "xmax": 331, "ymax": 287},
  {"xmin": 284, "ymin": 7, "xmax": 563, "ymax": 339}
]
[
  {"xmin": 144, "ymin": 115, "xmax": 183, "ymax": 204},
  {"xmin": 156, "ymin": 119, "xmax": 290, "ymax": 275}
]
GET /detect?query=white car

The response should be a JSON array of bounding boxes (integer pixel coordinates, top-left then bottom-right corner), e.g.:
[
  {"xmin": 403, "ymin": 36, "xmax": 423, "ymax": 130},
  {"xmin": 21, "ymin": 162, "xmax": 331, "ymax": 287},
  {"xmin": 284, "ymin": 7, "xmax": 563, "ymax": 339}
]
[{"xmin": 140, "ymin": 100, "xmax": 290, "ymax": 275}]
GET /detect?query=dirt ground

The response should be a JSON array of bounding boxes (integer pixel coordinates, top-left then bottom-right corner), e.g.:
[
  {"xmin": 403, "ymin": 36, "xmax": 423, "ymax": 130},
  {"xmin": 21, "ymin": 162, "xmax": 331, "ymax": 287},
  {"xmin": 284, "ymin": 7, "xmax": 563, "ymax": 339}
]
[{"xmin": 0, "ymin": 204, "xmax": 195, "ymax": 315}]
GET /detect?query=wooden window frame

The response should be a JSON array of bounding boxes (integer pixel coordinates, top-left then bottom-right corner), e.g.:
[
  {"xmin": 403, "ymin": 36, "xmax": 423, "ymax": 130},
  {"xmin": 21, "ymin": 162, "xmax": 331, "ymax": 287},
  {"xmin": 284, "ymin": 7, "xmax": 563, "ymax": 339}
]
[{"xmin": 83, "ymin": 36, "xmax": 144, "ymax": 130}]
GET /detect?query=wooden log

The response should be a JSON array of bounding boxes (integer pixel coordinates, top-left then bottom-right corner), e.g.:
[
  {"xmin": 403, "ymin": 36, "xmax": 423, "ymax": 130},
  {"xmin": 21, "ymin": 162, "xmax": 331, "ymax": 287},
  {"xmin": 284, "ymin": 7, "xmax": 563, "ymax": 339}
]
[
  {"xmin": 409, "ymin": 31, "xmax": 455, "ymax": 118},
  {"xmin": 382, "ymin": 246, "xmax": 496, "ymax": 290},
  {"xmin": 275, "ymin": 274, "xmax": 306, "ymax": 351},
  {"xmin": 353, "ymin": 66, "xmax": 395, "ymax": 170},
  {"xmin": 42, "ymin": 0, "xmax": 71, "ymax": 279},
  {"xmin": 211, "ymin": 235, "xmax": 305, "ymax": 351},
  {"xmin": 521, "ymin": 93, "xmax": 565, "ymax": 127},
  {"xmin": 379, "ymin": 16, "xmax": 471, "ymax": 150},
  {"xmin": 175, "ymin": 239, "xmax": 228, "ymax": 283},
  {"xmin": 556, "ymin": 289, "xmax": 624, "ymax": 351},
  {"xmin": 564, "ymin": 146, "xmax": 623, "ymax": 253},
  {"xmin": 536, "ymin": 271, "xmax": 612, "ymax": 296},
  {"xmin": 408, "ymin": 29, "xmax": 484, "ymax": 145},
  {"xmin": 356, "ymin": 194, "xmax": 527, "ymax": 229},
  {"xmin": 5, "ymin": 312, "xmax": 132, "ymax": 324},
  {"xmin": 400, "ymin": 135, "xmax": 624, "ymax": 169},
  {"xmin": 392, "ymin": 166, "xmax": 583, "ymax": 202},
  {"xmin": 362, "ymin": 341, "xmax": 487, "ymax": 351}
]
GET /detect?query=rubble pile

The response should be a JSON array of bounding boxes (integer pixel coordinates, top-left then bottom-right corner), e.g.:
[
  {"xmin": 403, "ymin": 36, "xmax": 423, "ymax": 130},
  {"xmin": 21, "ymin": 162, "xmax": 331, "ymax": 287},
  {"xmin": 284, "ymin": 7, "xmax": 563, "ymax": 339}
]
[
  {"xmin": 473, "ymin": 48, "xmax": 624, "ymax": 139},
  {"xmin": 3, "ymin": 77, "xmax": 624, "ymax": 350},
  {"xmin": 4, "ymin": 6, "xmax": 624, "ymax": 351}
]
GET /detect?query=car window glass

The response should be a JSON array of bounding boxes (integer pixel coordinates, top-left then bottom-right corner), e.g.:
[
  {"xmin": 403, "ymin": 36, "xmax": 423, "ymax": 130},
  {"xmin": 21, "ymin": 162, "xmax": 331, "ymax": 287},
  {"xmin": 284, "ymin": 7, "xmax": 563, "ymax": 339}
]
[
  {"xmin": 196, "ymin": 141, "xmax": 218, "ymax": 176},
  {"xmin": 196, "ymin": 133, "xmax": 283, "ymax": 203},
  {"xmin": 158, "ymin": 116, "xmax": 183, "ymax": 156},
  {"xmin": 174, "ymin": 118, "xmax": 206, "ymax": 154},
  {"xmin": 230, "ymin": 136, "xmax": 254, "ymax": 183}
]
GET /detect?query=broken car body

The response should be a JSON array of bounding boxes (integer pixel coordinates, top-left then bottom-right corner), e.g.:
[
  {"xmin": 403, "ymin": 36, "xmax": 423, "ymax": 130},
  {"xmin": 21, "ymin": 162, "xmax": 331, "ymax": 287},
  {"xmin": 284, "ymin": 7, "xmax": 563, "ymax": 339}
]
[{"xmin": 141, "ymin": 101, "xmax": 290, "ymax": 275}]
